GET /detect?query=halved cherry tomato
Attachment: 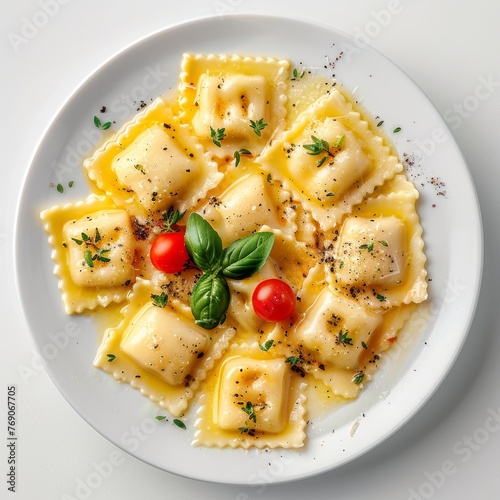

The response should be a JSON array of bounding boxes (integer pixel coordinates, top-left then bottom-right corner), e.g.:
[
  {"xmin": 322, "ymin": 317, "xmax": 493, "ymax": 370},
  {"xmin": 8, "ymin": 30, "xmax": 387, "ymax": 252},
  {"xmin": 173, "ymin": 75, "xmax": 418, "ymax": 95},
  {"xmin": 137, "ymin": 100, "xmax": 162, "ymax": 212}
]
[
  {"xmin": 252, "ymin": 278, "xmax": 295, "ymax": 322},
  {"xmin": 150, "ymin": 232, "xmax": 189, "ymax": 274}
]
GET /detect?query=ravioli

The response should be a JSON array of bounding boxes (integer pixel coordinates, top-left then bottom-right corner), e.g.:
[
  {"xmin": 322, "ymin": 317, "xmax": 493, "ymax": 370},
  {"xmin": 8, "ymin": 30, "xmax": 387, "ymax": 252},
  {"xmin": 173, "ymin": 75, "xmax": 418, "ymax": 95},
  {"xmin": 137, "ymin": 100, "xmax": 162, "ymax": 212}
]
[
  {"xmin": 85, "ymin": 98, "xmax": 222, "ymax": 215},
  {"xmin": 330, "ymin": 174, "xmax": 427, "ymax": 308},
  {"xmin": 41, "ymin": 53, "xmax": 429, "ymax": 450},
  {"xmin": 179, "ymin": 53, "xmax": 289, "ymax": 158},
  {"xmin": 258, "ymin": 89, "xmax": 403, "ymax": 230},
  {"xmin": 193, "ymin": 343, "xmax": 307, "ymax": 449},
  {"xmin": 41, "ymin": 195, "xmax": 135, "ymax": 314},
  {"xmin": 94, "ymin": 279, "xmax": 236, "ymax": 416}
]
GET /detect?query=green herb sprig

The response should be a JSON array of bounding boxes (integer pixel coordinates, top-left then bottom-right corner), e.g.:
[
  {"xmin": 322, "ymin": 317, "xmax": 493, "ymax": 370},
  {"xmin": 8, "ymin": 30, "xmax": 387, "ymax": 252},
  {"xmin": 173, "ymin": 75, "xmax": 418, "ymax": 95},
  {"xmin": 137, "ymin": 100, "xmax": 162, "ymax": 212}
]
[
  {"xmin": 210, "ymin": 127, "xmax": 226, "ymax": 147},
  {"xmin": 303, "ymin": 134, "xmax": 345, "ymax": 167},
  {"xmin": 161, "ymin": 206, "xmax": 186, "ymax": 233},
  {"xmin": 241, "ymin": 401, "xmax": 257, "ymax": 423},
  {"xmin": 249, "ymin": 118, "xmax": 268, "ymax": 137},
  {"xmin": 185, "ymin": 213, "xmax": 274, "ymax": 330},
  {"xmin": 71, "ymin": 228, "xmax": 111, "ymax": 268},
  {"xmin": 336, "ymin": 330, "xmax": 353, "ymax": 347}
]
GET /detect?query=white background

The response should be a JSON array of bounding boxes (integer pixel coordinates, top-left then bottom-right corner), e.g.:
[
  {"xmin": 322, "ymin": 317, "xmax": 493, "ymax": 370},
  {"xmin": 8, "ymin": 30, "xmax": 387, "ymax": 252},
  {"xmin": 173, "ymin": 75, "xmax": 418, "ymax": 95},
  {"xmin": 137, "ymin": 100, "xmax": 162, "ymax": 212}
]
[{"xmin": 1, "ymin": 0, "xmax": 499, "ymax": 499}]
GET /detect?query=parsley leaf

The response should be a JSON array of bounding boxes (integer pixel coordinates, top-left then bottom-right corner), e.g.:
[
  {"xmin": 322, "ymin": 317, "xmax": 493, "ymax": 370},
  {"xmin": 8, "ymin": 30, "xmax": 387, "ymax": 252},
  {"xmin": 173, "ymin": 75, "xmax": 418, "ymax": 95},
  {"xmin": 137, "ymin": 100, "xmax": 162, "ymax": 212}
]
[{"xmin": 151, "ymin": 291, "xmax": 169, "ymax": 308}]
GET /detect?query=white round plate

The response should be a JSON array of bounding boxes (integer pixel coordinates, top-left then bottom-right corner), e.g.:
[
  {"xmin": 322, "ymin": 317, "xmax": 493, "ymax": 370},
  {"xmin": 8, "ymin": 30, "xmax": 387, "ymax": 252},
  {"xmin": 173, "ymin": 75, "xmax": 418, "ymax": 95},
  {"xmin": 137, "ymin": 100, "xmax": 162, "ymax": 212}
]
[{"xmin": 14, "ymin": 14, "xmax": 482, "ymax": 485}]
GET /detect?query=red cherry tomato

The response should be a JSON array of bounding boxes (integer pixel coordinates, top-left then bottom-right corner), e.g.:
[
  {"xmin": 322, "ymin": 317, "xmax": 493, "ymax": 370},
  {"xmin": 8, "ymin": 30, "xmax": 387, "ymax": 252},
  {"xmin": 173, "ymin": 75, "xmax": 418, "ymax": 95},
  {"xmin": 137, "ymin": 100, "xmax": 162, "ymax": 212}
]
[
  {"xmin": 252, "ymin": 279, "xmax": 295, "ymax": 322},
  {"xmin": 150, "ymin": 232, "xmax": 189, "ymax": 274}
]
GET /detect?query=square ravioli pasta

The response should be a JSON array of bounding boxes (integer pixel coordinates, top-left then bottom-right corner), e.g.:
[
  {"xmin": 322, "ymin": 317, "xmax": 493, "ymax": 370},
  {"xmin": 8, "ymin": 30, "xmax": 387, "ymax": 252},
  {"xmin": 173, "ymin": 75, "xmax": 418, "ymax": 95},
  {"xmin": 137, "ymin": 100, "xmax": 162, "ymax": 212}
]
[
  {"xmin": 258, "ymin": 89, "xmax": 403, "ymax": 230},
  {"xmin": 84, "ymin": 97, "xmax": 222, "ymax": 216},
  {"xmin": 178, "ymin": 53, "xmax": 289, "ymax": 158},
  {"xmin": 329, "ymin": 175, "xmax": 428, "ymax": 309},
  {"xmin": 193, "ymin": 343, "xmax": 307, "ymax": 449},
  {"xmin": 94, "ymin": 279, "xmax": 236, "ymax": 417},
  {"xmin": 40, "ymin": 194, "xmax": 136, "ymax": 314}
]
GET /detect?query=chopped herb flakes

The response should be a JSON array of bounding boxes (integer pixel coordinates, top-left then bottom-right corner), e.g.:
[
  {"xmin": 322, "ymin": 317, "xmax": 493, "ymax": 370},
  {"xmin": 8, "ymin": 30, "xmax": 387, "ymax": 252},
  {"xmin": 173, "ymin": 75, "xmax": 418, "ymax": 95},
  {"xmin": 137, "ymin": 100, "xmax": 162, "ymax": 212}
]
[{"xmin": 291, "ymin": 67, "xmax": 305, "ymax": 80}]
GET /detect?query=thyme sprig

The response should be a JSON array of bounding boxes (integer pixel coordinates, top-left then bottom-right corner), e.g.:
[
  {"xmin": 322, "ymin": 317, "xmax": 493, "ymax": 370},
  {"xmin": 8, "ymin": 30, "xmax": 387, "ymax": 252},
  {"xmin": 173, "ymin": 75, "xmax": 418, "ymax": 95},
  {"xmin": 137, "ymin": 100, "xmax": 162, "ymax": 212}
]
[
  {"xmin": 303, "ymin": 134, "xmax": 345, "ymax": 167},
  {"xmin": 71, "ymin": 228, "xmax": 111, "ymax": 268},
  {"xmin": 161, "ymin": 206, "xmax": 186, "ymax": 233},
  {"xmin": 249, "ymin": 118, "xmax": 268, "ymax": 137},
  {"xmin": 210, "ymin": 127, "xmax": 226, "ymax": 147}
]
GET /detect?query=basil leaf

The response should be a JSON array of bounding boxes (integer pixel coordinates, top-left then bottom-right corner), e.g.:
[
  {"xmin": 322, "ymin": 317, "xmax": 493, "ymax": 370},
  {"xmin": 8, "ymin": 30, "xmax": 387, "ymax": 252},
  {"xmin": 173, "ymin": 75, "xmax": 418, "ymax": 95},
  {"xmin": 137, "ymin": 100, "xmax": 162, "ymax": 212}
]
[
  {"xmin": 190, "ymin": 273, "xmax": 230, "ymax": 330},
  {"xmin": 221, "ymin": 232, "xmax": 274, "ymax": 280},
  {"xmin": 184, "ymin": 213, "xmax": 222, "ymax": 272}
]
